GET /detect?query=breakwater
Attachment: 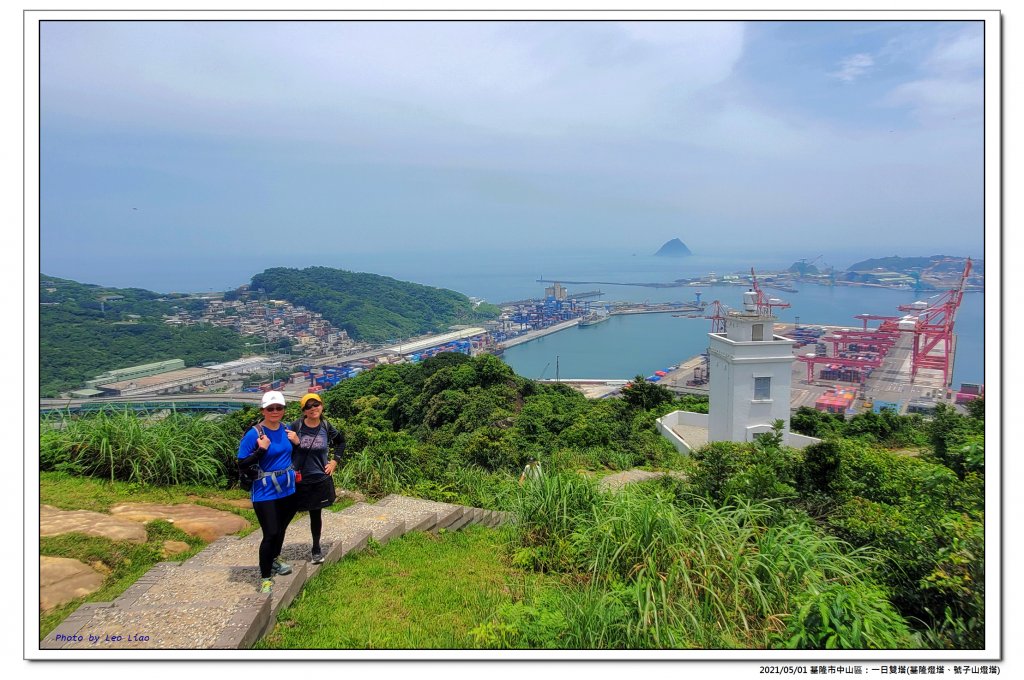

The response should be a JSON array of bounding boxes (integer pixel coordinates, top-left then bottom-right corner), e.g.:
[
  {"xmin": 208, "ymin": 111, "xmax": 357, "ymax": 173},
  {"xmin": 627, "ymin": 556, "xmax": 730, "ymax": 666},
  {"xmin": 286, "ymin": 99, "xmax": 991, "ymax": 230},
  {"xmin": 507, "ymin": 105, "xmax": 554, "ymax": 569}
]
[{"xmin": 497, "ymin": 318, "xmax": 580, "ymax": 349}]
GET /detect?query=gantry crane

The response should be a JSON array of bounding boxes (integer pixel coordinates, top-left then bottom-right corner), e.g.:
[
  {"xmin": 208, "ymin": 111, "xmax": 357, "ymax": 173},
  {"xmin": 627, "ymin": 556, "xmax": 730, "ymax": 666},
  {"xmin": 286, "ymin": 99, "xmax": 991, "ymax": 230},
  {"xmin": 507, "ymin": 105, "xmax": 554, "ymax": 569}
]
[
  {"xmin": 897, "ymin": 258, "xmax": 972, "ymax": 386},
  {"xmin": 749, "ymin": 268, "xmax": 792, "ymax": 317},
  {"xmin": 705, "ymin": 300, "xmax": 728, "ymax": 334}
]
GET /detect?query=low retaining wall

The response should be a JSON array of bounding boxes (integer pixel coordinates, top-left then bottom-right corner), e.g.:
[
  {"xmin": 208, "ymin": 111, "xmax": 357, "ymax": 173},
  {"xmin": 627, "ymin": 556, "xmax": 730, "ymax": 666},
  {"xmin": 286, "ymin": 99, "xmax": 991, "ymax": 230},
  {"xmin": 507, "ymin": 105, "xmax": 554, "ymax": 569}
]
[
  {"xmin": 784, "ymin": 432, "xmax": 822, "ymax": 449},
  {"xmin": 655, "ymin": 410, "xmax": 709, "ymax": 454},
  {"xmin": 656, "ymin": 410, "xmax": 820, "ymax": 452}
]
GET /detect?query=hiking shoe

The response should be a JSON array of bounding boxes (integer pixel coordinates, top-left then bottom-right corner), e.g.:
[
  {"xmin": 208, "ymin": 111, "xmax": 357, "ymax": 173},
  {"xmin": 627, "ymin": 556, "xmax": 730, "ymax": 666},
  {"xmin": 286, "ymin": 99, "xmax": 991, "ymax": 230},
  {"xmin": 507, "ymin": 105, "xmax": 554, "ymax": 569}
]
[
  {"xmin": 311, "ymin": 550, "xmax": 325, "ymax": 565},
  {"xmin": 272, "ymin": 557, "xmax": 292, "ymax": 575},
  {"xmin": 260, "ymin": 578, "xmax": 273, "ymax": 595}
]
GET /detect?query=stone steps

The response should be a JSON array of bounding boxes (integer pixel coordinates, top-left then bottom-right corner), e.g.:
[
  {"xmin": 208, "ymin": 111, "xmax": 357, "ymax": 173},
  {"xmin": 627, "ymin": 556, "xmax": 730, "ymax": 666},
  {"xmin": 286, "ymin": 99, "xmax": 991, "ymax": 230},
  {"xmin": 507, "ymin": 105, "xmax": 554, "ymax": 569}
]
[{"xmin": 41, "ymin": 495, "xmax": 511, "ymax": 651}]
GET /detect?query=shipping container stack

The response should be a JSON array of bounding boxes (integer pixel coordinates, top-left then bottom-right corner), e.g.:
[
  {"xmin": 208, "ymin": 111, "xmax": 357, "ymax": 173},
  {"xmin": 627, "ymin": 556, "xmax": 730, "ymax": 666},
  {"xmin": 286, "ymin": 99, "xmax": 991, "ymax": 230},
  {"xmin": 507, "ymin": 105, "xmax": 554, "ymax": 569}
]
[
  {"xmin": 872, "ymin": 400, "xmax": 901, "ymax": 414},
  {"xmin": 814, "ymin": 387, "xmax": 857, "ymax": 414},
  {"xmin": 955, "ymin": 382, "xmax": 984, "ymax": 405},
  {"xmin": 818, "ymin": 366, "xmax": 873, "ymax": 383},
  {"xmin": 790, "ymin": 326, "xmax": 824, "ymax": 349}
]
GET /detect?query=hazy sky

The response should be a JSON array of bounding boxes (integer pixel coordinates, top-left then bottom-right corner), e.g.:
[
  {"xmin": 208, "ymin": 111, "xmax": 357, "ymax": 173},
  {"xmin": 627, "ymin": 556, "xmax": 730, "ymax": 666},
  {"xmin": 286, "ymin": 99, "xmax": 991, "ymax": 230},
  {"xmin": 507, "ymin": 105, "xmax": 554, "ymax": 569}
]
[{"xmin": 39, "ymin": 19, "xmax": 986, "ymax": 285}]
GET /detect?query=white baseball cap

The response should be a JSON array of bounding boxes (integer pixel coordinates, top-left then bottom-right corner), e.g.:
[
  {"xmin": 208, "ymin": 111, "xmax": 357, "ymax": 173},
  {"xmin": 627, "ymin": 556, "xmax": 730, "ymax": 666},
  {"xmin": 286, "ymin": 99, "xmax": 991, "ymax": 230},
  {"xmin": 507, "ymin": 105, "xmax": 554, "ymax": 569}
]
[{"xmin": 261, "ymin": 391, "xmax": 286, "ymax": 408}]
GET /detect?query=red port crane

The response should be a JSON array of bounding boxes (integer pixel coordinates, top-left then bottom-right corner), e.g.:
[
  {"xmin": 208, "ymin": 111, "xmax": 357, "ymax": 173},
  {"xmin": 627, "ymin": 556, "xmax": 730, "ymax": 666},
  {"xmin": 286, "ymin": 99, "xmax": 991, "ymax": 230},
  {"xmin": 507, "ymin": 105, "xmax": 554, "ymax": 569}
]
[
  {"xmin": 853, "ymin": 313, "xmax": 901, "ymax": 332},
  {"xmin": 897, "ymin": 258, "xmax": 972, "ymax": 386},
  {"xmin": 796, "ymin": 354, "xmax": 884, "ymax": 383},
  {"xmin": 706, "ymin": 300, "xmax": 728, "ymax": 334},
  {"xmin": 825, "ymin": 329, "xmax": 899, "ymax": 354},
  {"xmin": 749, "ymin": 268, "xmax": 791, "ymax": 317}
]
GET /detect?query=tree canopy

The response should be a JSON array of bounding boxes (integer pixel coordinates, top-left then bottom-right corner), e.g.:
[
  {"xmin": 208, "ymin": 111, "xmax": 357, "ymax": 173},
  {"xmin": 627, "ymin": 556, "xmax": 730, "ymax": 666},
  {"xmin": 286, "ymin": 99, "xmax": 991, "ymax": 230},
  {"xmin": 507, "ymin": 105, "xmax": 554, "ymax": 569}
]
[
  {"xmin": 39, "ymin": 275, "xmax": 250, "ymax": 397},
  {"xmin": 250, "ymin": 267, "xmax": 501, "ymax": 343}
]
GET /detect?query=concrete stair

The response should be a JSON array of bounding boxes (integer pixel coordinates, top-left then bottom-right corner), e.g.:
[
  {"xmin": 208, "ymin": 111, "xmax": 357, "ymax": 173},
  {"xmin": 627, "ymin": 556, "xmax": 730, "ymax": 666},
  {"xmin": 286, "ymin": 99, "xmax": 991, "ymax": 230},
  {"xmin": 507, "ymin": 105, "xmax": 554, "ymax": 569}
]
[{"xmin": 40, "ymin": 495, "xmax": 511, "ymax": 651}]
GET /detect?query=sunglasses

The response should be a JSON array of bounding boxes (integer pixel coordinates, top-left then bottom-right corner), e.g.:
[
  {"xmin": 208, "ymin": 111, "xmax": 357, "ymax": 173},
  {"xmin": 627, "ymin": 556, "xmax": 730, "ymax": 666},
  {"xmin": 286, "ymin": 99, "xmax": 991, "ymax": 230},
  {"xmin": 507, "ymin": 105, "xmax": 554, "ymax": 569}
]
[
  {"xmin": 263, "ymin": 405, "xmax": 285, "ymax": 412},
  {"xmin": 303, "ymin": 401, "xmax": 322, "ymax": 410}
]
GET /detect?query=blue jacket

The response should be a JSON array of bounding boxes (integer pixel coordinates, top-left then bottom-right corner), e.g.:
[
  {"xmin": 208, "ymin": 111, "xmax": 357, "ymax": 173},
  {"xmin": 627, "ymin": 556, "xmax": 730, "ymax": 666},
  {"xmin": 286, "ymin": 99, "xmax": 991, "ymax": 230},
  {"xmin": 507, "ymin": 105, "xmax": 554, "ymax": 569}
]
[{"xmin": 237, "ymin": 423, "xmax": 296, "ymax": 502}]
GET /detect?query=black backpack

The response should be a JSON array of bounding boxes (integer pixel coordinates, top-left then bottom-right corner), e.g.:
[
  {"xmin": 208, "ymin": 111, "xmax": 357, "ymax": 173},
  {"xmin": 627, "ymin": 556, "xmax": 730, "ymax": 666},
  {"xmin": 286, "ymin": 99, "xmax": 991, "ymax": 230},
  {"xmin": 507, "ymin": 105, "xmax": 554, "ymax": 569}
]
[{"xmin": 238, "ymin": 423, "xmax": 265, "ymax": 492}]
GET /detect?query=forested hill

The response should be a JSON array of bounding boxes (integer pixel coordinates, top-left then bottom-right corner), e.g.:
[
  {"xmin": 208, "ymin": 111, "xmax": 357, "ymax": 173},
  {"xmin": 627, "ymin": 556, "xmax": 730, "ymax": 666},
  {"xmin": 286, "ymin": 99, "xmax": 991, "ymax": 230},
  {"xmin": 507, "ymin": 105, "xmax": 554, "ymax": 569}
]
[
  {"xmin": 39, "ymin": 275, "xmax": 250, "ymax": 398},
  {"xmin": 250, "ymin": 267, "xmax": 501, "ymax": 343},
  {"xmin": 846, "ymin": 255, "xmax": 979, "ymax": 274}
]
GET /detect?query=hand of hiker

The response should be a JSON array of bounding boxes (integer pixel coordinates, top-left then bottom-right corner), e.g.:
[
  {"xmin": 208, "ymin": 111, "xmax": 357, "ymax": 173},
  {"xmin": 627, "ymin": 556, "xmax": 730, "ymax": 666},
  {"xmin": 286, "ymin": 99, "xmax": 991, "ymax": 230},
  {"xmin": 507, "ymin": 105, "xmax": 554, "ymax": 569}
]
[
  {"xmin": 286, "ymin": 428, "xmax": 300, "ymax": 445},
  {"xmin": 257, "ymin": 433, "xmax": 270, "ymax": 450},
  {"xmin": 325, "ymin": 460, "xmax": 338, "ymax": 475}
]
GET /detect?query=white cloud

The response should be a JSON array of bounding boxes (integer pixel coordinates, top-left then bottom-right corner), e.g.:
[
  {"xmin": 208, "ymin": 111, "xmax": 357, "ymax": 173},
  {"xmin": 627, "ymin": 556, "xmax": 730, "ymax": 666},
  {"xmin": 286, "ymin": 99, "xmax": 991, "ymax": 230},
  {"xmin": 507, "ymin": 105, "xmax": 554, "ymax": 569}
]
[
  {"xmin": 885, "ymin": 77, "xmax": 983, "ymax": 121},
  {"xmin": 881, "ymin": 26, "xmax": 983, "ymax": 123},
  {"xmin": 924, "ymin": 28, "xmax": 983, "ymax": 77},
  {"xmin": 830, "ymin": 53, "xmax": 874, "ymax": 82},
  {"xmin": 42, "ymin": 21, "xmax": 749, "ymax": 144}
]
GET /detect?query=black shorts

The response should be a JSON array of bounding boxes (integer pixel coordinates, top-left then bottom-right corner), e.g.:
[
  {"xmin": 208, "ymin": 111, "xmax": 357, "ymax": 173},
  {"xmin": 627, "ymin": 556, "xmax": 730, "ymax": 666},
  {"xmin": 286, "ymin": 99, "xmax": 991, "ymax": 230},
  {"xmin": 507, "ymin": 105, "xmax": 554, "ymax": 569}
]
[{"xmin": 294, "ymin": 477, "xmax": 337, "ymax": 510}]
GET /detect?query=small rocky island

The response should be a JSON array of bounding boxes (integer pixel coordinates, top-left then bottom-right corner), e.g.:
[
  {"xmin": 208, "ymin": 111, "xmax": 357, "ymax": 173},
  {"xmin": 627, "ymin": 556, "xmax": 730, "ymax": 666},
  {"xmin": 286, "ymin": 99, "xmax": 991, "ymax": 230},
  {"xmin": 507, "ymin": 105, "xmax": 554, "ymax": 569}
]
[{"xmin": 654, "ymin": 238, "xmax": 693, "ymax": 257}]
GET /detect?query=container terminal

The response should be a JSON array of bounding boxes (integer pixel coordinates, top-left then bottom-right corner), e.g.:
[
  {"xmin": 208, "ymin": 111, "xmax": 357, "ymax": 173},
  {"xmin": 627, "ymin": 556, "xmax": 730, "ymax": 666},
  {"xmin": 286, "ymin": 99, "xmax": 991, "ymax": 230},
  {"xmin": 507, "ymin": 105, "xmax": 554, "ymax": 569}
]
[{"xmin": 645, "ymin": 261, "xmax": 980, "ymax": 416}]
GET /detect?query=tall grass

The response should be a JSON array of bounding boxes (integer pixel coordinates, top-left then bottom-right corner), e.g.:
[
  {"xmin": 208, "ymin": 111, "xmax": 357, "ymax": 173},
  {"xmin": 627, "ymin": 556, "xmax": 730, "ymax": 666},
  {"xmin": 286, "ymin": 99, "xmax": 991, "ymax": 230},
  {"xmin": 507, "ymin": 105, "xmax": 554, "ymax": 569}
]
[
  {"xmin": 491, "ymin": 477, "xmax": 916, "ymax": 649},
  {"xmin": 40, "ymin": 408, "xmax": 235, "ymax": 487},
  {"xmin": 336, "ymin": 447, "xmax": 407, "ymax": 497},
  {"xmin": 505, "ymin": 473, "xmax": 600, "ymax": 571}
]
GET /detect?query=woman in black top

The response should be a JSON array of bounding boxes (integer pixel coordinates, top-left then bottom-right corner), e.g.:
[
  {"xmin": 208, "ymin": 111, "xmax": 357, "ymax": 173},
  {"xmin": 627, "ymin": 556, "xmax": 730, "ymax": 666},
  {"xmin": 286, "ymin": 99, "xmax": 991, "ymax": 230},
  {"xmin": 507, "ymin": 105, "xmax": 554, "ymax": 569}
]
[{"xmin": 290, "ymin": 393, "xmax": 345, "ymax": 564}]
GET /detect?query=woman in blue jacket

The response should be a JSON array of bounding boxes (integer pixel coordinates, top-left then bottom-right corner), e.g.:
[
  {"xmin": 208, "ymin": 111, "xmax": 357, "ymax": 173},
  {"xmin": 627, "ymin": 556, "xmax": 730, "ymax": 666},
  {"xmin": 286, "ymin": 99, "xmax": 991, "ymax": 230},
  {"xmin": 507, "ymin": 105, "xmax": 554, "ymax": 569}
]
[{"xmin": 237, "ymin": 391, "xmax": 300, "ymax": 594}]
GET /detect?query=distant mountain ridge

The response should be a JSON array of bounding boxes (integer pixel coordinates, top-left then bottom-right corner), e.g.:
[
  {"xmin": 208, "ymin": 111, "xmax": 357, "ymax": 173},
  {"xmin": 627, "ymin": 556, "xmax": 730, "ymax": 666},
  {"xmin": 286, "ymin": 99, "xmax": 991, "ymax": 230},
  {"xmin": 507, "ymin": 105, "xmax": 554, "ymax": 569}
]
[
  {"xmin": 847, "ymin": 255, "xmax": 978, "ymax": 274},
  {"xmin": 654, "ymin": 238, "xmax": 693, "ymax": 257}
]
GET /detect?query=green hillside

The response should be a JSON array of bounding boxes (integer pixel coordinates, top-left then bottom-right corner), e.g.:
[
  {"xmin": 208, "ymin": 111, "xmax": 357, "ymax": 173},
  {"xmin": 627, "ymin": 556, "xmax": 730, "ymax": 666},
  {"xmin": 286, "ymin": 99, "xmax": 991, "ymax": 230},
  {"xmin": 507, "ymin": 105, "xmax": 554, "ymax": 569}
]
[
  {"xmin": 249, "ymin": 266, "xmax": 500, "ymax": 343},
  {"xmin": 39, "ymin": 275, "xmax": 250, "ymax": 397}
]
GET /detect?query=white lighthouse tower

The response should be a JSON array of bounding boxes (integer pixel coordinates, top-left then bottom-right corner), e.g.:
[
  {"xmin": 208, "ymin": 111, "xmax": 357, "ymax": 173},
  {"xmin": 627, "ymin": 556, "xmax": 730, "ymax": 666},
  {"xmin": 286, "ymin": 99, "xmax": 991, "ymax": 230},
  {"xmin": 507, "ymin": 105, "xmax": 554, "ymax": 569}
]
[{"xmin": 708, "ymin": 289, "xmax": 795, "ymax": 442}]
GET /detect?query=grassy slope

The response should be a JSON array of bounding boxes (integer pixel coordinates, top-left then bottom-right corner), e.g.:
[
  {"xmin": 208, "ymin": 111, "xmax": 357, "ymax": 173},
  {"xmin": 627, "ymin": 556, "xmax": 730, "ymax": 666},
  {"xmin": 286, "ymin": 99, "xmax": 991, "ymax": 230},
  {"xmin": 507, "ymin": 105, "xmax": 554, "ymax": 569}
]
[{"xmin": 258, "ymin": 526, "xmax": 538, "ymax": 649}]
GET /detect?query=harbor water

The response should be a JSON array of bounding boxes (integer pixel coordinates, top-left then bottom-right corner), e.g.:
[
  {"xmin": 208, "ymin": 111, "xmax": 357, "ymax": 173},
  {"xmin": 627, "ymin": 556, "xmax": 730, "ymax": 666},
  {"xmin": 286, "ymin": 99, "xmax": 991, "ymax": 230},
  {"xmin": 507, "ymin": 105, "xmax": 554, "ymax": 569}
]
[{"xmin": 499, "ymin": 280, "xmax": 984, "ymax": 388}]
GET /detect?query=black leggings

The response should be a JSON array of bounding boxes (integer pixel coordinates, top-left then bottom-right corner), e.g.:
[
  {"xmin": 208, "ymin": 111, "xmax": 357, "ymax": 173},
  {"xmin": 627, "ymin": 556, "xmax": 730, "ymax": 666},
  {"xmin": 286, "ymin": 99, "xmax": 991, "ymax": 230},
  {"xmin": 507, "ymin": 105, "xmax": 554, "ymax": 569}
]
[
  {"xmin": 309, "ymin": 508, "xmax": 323, "ymax": 552},
  {"xmin": 252, "ymin": 494, "xmax": 298, "ymax": 578}
]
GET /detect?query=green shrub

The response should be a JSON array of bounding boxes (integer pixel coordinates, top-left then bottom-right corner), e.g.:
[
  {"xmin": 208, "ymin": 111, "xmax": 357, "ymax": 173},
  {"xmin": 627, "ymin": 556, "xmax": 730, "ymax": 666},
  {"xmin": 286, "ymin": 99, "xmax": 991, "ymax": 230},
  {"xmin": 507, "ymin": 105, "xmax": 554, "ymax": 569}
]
[
  {"xmin": 778, "ymin": 582, "xmax": 917, "ymax": 649},
  {"xmin": 791, "ymin": 406, "xmax": 844, "ymax": 438},
  {"xmin": 439, "ymin": 464, "xmax": 515, "ymax": 509},
  {"xmin": 621, "ymin": 375, "xmax": 674, "ymax": 410},
  {"xmin": 688, "ymin": 434, "xmax": 800, "ymax": 506}
]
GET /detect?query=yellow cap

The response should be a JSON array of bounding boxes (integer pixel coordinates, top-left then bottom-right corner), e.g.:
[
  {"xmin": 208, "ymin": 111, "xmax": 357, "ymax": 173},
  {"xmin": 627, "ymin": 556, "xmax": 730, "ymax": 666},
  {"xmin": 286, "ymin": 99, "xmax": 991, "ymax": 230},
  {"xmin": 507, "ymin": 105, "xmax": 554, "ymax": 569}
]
[{"xmin": 300, "ymin": 393, "xmax": 323, "ymax": 410}]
